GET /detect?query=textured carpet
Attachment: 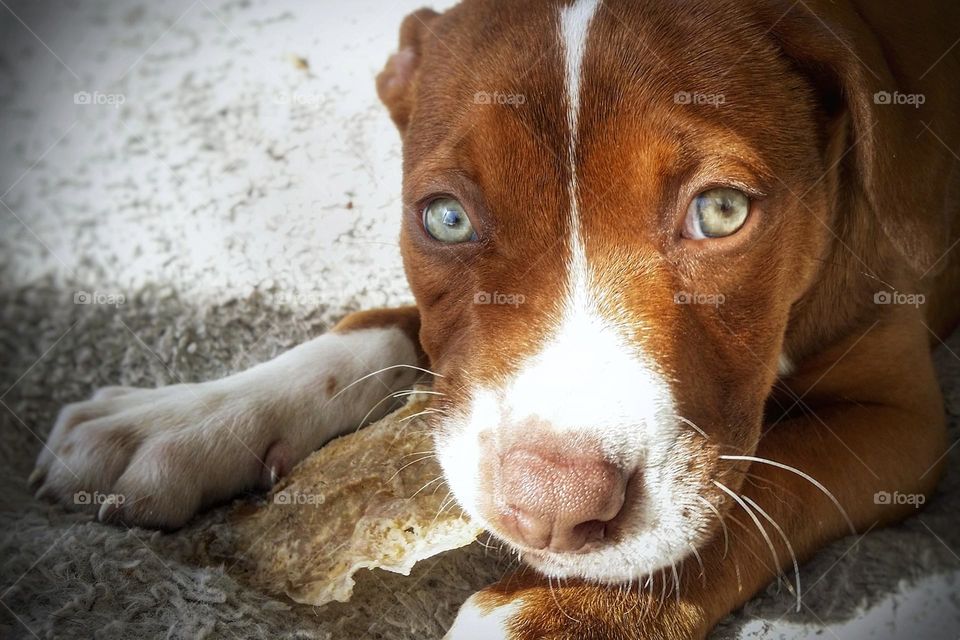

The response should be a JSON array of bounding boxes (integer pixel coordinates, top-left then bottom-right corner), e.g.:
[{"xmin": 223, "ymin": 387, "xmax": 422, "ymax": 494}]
[{"xmin": 1, "ymin": 1, "xmax": 959, "ymax": 638}]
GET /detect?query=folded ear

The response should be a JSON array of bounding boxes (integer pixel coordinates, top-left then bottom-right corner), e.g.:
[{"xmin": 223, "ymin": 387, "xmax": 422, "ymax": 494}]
[
  {"xmin": 376, "ymin": 8, "xmax": 441, "ymax": 134},
  {"xmin": 762, "ymin": 1, "xmax": 958, "ymax": 275}
]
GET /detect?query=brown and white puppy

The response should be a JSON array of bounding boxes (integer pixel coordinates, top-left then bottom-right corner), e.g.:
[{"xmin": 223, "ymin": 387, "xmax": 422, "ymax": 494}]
[{"xmin": 32, "ymin": 0, "xmax": 960, "ymax": 637}]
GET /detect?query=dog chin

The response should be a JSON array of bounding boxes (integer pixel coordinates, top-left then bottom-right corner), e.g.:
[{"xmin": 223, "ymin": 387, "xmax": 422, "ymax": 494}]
[{"xmin": 515, "ymin": 529, "xmax": 703, "ymax": 583}]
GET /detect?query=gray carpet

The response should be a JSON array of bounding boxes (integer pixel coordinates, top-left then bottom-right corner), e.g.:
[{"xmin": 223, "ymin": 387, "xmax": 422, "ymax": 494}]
[{"xmin": 1, "ymin": 1, "xmax": 959, "ymax": 638}]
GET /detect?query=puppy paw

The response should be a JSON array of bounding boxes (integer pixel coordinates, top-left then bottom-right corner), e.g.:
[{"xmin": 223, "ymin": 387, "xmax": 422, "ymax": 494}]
[
  {"xmin": 447, "ymin": 574, "xmax": 710, "ymax": 640},
  {"xmin": 445, "ymin": 592, "xmax": 520, "ymax": 640},
  {"xmin": 31, "ymin": 383, "xmax": 268, "ymax": 529},
  {"xmin": 30, "ymin": 328, "xmax": 422, "ymax": 529}
]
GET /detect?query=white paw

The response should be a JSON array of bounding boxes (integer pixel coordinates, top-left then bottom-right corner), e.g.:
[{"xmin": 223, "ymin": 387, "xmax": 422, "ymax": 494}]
[
  {"xmin": 445, "ymin": 593, "xmax": 520, "ymax": 640},
  {"xmin": 31, "ymin": 382, "xmax": 269, "ymax": 529},
  {"xmin": 31, "ymin": 328, "xmax": 422, "ymax": 529}
]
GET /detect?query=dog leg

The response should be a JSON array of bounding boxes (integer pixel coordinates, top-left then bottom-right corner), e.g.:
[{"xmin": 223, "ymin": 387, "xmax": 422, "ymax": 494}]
[
  {"xmin": 31, "ymin": 306, "xmax": 424, "ymax": 529},
  {"xmin": 447, "ymin": 319, "xmax": 948, "ymax": 639}
]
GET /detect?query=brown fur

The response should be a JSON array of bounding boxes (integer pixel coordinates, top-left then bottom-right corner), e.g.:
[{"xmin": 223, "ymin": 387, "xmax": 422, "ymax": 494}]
[{"xmin": 364, "ymin": 0, "xmax": 960, "ymax": 636}]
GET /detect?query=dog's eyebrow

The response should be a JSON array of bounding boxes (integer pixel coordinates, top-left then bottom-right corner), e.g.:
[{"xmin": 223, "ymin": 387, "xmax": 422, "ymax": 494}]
[
  {"xmin": 404, "ymin": 165, "xmax": 481, "ymax": 198},
  {"xmin": 662, "ymin": 154, "xmax": 770, "ymax": 208},
  {"xmin": 667, "ymin": 121, "xmax": 774, "ymax": 193},
  {"xmin": 688, "ymin": 153, "xmax": 772, "ymax": 199}
]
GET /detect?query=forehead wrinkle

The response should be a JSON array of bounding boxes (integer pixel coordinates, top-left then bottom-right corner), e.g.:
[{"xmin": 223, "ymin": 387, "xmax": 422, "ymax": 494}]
[{"xmin": 575, "ymin": 110, "xmax": 776, "ymax": 224}]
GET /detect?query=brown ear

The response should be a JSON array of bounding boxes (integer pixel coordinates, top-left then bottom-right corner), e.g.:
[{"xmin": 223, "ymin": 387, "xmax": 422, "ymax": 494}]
[
  {"xmin": 376, "ymin": 8, "xmax": 441, "ymax": 134},
  {"xmin": 761, "ymin": 1, "xmax": 958, "ymax": 275}
]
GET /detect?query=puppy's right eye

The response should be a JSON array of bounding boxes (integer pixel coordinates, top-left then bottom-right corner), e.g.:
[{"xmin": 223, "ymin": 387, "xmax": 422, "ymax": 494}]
[
  {"xmin": 684, "ymin": 188, "xmax": 750, "ymax": 239},
  {"xmin": 422, "ymin": 197, "xmax": 477, "ymax": 243}
]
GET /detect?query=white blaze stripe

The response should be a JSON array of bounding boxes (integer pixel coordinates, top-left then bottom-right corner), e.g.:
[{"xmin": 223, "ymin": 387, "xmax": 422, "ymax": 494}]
[
  {"xmin": 559, "ymin": 0, "xmax": 600, "ymax": 302},
  {"xmin": 436, "ymin": 0, "xmax": 702, "ymax": 586}
]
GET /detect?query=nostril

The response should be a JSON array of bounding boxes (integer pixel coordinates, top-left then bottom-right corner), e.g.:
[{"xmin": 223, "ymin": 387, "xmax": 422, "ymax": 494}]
[
  {"xmin": 506, "ymin": 508, "xmax": 605, "ymax": 552},
  {"xmin": 509, "ymin": 509, "xmax": 552, "ymax": 550},
  {"xmin": 548, "ymin": 516, "xmax": 614, "ymax": 553},
  {"xmin": 573, "ymin": 519, "xmax": 607, "ymax": 545},
  {"xmin": 495, "ymin": 447, "xmax": 630, "ymax": 553}
]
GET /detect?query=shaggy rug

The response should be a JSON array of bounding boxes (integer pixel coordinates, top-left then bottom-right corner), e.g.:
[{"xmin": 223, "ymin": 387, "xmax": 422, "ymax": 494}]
[{"xmin": 1, "ymin": 1, "xmax": 958, "ymax": 638}]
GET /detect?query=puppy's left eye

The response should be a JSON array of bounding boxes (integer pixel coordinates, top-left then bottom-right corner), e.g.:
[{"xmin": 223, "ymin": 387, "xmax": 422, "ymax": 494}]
[
  {"xmin": 422, "ymin": 197, "xmax": 477, "ymax": 243},
  {"xmin": 684, "ymin": 188, "xmax": 750, "ymax": 239}
]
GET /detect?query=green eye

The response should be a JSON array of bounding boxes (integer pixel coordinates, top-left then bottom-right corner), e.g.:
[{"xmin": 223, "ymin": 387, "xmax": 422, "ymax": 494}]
[
  {"xmin": 685, "ymin": 188, "xmax": 750, "ymax": 239},
  {"xmin": 422, "ymin": 197, "xmax": 477, "ymax": 243}
]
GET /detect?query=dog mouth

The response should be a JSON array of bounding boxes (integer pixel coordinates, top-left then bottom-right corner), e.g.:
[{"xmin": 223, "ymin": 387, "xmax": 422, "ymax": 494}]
[
  {"xmin": 480, "ymin": 476, "xmax": 703, "ymax": 582},
  {"xmin": 510, "ymin": 524, "xmax": 700, "ymax": 583},
  {"xmin": 430, "ymin": 391, "xmax": 723, "ymax": 582}
]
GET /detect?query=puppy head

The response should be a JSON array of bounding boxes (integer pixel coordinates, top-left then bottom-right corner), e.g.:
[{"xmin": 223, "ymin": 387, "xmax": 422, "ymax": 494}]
[{"xmin": 377, "ymin": 0, "xmax": 946, "ymax": 582}]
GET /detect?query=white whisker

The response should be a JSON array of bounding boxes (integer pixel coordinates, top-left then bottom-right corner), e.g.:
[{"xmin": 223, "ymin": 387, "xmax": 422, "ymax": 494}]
[
  {"xmin": 688, "ymin": 541, "xmax": 706, "ymax": 587},
  {"xmin": 657, "ymin": 568, "xmax": 668, "ymax": 616},
  {"xmin": 399, "ymin": 408, "xmax": 445, "ymax": 422},
  {"xmin": 743, "ymin": 494, "xmax": 802, "ymax": 612},
  {"xmin": 671, "ymin": 560, "xmax": 680, "ymax": 603},
  {"xmin": 697, "ymin": 495, "xmax": 729, "ymax": 558},
  {"xmin": 353, "ymin": 387, "xmax": 413, "ymax": 432},
  {"xmin": 391, "ymin": 389, "xmax": 446, "ymax": 398},
  {"xmin": 409, "ymin": 476, "xmax": 444, "ymax": 500},
  {"xmin": 398, "ymin": 449, "xmax": 436, "ymax": 459},
  {"xmin": 355, "ymin": 387, "xmax": 450, "ymax": 433},
  {"xmin": 387, "ymin": 454, "xmax": 436, "ymax": 482},
  {"xmin": 475, "ymin": 534, "xmax": 495, "ymax": 552},
  {"xmin": 325, "ymin": 364, "xmax": 442, "ymax": 406},
  {"xmin": 431, "ymin": 491, "xmax": 458, "ymax": 526},
  {"xmin": 548, "ymin": 576, "xmax": 581, "ymax": 624},
  {"xmin": 676, "ymin": 415, "xmax": 709, "ymax": 439},
  {"xmin": 647, "ymin": 571, "xmax": 654, "ymax": 609},
  {"xmin": 719, "ymin": 455, "xmax": 855, "ymax": 534},
  {"xmin": 714, "ymin": 481, "xmax": 784, "ymax": 592},
  {"xmin": 615, "ymin": 548, "xmax": 644, "ymax": 616}
]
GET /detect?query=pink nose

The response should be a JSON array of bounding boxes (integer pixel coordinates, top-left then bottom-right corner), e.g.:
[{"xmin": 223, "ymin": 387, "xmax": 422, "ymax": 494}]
[{"xmin": 495, "ymin": 445, "xmax": 627, "ymax": 552}]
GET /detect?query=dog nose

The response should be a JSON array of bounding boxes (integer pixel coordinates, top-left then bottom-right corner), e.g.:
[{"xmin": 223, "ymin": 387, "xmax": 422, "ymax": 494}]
[{"xmin": 495, "ymin": 446, "xmax": 627, "ymax": 552}]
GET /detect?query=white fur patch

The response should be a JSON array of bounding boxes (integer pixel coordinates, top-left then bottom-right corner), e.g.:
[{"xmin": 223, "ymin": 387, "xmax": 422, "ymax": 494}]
[
  {"xmin": 445, "ymin": 595, "xmax": 519, "ymax": 640},
  {"xmin": 435, "ymin": 0, "xmax": 712, "ymax": 585},
  {"xmin": 503, "ymin": 307, "xmax": 673, "ymax": 441}
]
